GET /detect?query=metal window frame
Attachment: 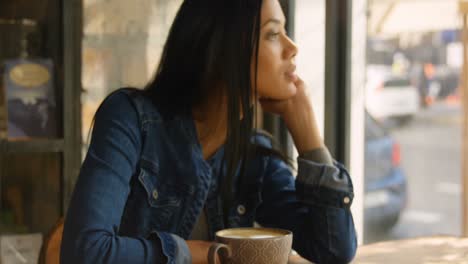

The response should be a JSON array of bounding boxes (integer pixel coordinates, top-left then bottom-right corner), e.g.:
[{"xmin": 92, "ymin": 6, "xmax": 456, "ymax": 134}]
[
  {"xmin": 62, "ymin": 0, "xmax": 83, "ymax": 214},
  {"xmin": 324, "ymin": 0, "xmax": 366, "ymax": 244},
  {"xmin": 324, "ymin": 0, "xmax": 353, "ymax": 166},
  {"xmin": 460, "ymin": 0, "xmax": 468, "ymax": 237}
]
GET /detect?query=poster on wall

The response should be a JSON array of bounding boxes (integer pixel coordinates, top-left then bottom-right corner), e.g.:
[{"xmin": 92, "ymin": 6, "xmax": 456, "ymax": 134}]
[{"xmin": 3, "ymin": 59, "xmax": 57, "ymax": 139}]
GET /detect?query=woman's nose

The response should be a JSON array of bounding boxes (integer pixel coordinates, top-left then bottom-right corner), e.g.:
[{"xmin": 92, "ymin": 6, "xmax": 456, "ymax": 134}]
[{"xmin": 284, "ymin": 36, "xmax": 298, "ymax": 60}]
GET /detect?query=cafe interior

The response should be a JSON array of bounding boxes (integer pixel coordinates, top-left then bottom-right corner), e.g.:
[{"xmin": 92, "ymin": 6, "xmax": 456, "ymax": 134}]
[{"xmin": 1, "ymin": 0, "xmax": 468, "ymax": 263}]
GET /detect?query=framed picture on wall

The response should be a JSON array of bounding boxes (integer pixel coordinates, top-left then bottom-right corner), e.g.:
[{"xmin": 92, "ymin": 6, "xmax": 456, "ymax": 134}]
[{"xmin": 3, "ymin": 58, "xmax": 57, "ymax": 139}]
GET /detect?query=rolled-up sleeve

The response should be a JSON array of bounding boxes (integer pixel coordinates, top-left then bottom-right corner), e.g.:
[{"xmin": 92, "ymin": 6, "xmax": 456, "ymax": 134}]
[
  {"xmin": 256, "ymin": 144, "xmax": 357, "ymax": 264},
  {"xmin": 296, "ymin": 158, "xmax": 354, "ymax": 209},
  {"xmin": 60, "ymin": 90, "xmax": 191, "ymax": 264}
]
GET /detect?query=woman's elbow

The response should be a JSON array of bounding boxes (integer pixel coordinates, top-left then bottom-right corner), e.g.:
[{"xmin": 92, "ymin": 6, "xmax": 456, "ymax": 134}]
[
  {"xmin": 330, "ymin": 248, "xmax": 357, "ymax": 264},
  {"xmin": 330, "ymin": 235, "xmax": 357, "ymax": 264},
  {"xmin": 60, "ymin": 230, "xmax": 113, "ymax": 264}
]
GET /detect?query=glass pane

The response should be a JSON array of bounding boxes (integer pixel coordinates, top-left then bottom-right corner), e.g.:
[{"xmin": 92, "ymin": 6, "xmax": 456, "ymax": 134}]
[
  {"xmin": 1, "ymin": 153, "xmax": 61, "ymax": 234},
  {"xmin": 295, "ymin": 0, "xmax": 326, "ymax": 137},
  {"xmin": 364, "ymin": 0, "xmax": 462, "ymax": 243},
  {"xmin": 82, "ymin": 0, "xmax": 183, "ymax": 149},
  {"xmin": 0, "ymin": 2, "xmax": 63, "ymax": 259},
  {"xmin": 0, "ymin": 3, "xmax": 62, "ymax": 139}
]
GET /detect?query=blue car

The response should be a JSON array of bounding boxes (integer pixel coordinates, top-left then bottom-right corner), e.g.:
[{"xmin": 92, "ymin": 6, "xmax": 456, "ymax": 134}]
[{"xmin": 364, "ymin": 111, "xmax": 408, "ymax": 232}]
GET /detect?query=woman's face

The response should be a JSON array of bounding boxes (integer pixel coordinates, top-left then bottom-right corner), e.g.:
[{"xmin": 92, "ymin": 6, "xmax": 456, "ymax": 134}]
[{"xmin": 253, "ymin": 0, "xmax": 298, "ymax": 100}]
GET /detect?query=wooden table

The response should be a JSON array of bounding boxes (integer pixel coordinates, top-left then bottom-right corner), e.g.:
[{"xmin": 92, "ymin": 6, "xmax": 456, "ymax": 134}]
[
  {"xmin": 354, "ymin": 236, "xmax": 468, "ymax": 263},
  {"xmin": 288, "ymin": 236, "xmax": 468, "ymax": 264},
  {"xmin": 288, "ymin": 254, "xmax": 313, "ymax": 263}
]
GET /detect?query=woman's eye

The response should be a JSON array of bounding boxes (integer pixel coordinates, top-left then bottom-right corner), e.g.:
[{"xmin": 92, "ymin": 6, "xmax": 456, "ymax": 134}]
[{"xmin": 267, "ymin": 32, "xmax": 280, "ymax": 40}]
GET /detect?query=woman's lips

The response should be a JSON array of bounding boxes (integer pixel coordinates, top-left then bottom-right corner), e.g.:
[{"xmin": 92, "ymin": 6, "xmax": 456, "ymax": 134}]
[
  {"xmin": 285, "ymin": 71, "xmax": 298, "ymax": 82},
  {"xmin": 285, "ymin": 64, "xmax": 297, "ymax": 82}
]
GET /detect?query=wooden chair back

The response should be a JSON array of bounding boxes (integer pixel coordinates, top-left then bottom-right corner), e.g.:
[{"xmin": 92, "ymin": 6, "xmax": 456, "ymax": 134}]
[{"xmin": 38, "ymin": 217, "xmax": 64, "ymax": 264}]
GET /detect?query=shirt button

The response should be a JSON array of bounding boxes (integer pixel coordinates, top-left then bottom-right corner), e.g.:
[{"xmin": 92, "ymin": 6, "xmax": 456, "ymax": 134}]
[
  {"xmin": 237, "ymin": 205, "xmax": 246, "ymax": 215},
  {"xmin": 343, "ymin": 196, "xmax": 350, "ymax": 204},
  {"xmin": 152, "ymin": 190, "xmax": 159, "ymax": 200}
]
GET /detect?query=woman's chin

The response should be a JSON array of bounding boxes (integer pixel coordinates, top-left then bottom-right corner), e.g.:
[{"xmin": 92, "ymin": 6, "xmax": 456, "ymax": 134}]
[
  {"xmin": 276, "ymin": 84, "xmax": 297, "ymax": 100},
  {"xmin": 257, "ymin": 83, "xmax": 297, "ymax": 101}
]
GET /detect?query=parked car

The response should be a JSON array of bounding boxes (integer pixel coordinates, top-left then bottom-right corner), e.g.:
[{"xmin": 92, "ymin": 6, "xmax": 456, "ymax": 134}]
[
  {"xmin": 366, "ymin": 65, "xmax": 420, "ymax": 123},
  {"xmin": 364, "ymin": 111, "xmax": 408, "ymax": 232}
]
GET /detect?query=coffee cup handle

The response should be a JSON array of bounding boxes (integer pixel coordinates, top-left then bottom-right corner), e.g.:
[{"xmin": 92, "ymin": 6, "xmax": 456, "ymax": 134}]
[{"xmin": 208, "ymin": 243, "xmax": 232, "ymax": 264}]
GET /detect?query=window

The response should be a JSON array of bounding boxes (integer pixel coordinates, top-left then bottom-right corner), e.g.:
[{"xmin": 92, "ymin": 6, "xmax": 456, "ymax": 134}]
[
  {"xmin": 364, "ymin": 0, "xmax": 462, "ymax": 243},
  {"xmin": 81, "ymin": 0, "xmax": 183, "ymax": 150}
]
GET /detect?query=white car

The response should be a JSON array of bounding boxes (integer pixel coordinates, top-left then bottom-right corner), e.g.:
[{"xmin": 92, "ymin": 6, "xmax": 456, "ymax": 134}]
[{"xmin": 366, "ymin": 65, "xmax": 420, "ymax": 122}]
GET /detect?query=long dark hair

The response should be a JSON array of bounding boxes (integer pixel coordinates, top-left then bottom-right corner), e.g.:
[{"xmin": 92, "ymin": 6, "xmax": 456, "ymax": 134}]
[
  {"xmin": 144, "ymin": 0, "xmax": 289, "ymax": 219},
  {"xmin": 144, "ymin": 0, "xmax": 262, "ymax": 202}
]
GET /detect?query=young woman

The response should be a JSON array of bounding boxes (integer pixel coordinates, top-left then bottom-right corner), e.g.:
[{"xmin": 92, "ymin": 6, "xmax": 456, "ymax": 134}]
[{"xmin": 60, "ymin": 0, "xmax": 357, "ymax": 263}]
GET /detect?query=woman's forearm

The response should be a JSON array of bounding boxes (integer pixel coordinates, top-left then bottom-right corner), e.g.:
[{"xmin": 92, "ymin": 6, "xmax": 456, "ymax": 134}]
[{"xmin": 283, "ymin": 101, "xmax": 324, "ymax": 155}]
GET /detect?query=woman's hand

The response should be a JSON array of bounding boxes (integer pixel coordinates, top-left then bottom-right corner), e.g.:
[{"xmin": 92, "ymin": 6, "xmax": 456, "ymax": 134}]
[
  {"xmin": 259, "ymin": 77, "xmax": 309, "ymax": 117},
  {"xmin": 187, "ymin": 240, "xmax": 220, "ymax": 264},
  {"xmin": 259, "ymin": 77, "xmax": 324, "ymax": 154}
]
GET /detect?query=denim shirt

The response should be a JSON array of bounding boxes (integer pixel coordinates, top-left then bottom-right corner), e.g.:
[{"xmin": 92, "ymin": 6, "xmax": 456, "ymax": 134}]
[{"xmin": 60, "ymin": 88, "xmax": 357, "ymax": 264}]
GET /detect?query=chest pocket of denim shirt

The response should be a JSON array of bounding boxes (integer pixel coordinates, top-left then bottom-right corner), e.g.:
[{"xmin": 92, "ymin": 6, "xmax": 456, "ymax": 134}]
[{"xmin": 138, "ymin": 164, "xmax": 189, "ymax": 232}]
